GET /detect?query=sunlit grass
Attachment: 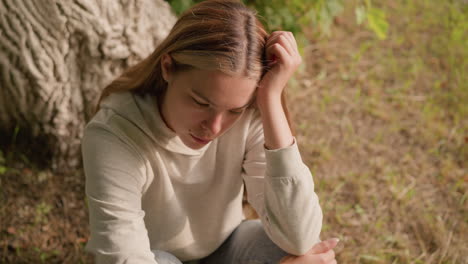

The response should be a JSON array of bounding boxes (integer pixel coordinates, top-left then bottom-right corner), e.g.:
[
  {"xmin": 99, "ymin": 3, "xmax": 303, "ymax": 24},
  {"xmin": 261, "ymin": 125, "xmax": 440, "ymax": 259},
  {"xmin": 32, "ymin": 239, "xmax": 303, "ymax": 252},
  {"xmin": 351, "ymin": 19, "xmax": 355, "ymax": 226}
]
[{"xmin": 292, "ymin": 0, "xmax": 467, "ymax": 263}]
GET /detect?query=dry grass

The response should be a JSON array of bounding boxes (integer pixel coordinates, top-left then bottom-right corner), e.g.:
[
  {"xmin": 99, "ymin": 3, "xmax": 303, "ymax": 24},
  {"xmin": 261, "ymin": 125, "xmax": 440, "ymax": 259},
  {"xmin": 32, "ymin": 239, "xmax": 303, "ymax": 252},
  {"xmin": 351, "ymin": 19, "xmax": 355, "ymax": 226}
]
[
  {"xmin": 290, "ymin": 0, "xmax": 467, "ymax": 263},
  {"xmin": 1, "ymin": 0, "xmax": 466, "ymax": 263}
]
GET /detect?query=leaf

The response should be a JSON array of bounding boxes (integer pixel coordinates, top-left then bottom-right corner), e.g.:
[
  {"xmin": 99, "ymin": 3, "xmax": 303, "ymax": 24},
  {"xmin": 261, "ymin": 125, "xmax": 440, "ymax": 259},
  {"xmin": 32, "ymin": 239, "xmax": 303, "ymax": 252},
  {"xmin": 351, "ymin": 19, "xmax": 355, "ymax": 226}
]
[
  {"xmin": 0, "ymin": 166, "xmax": 7, "ymax": 175},
  {"xmin": 326, "ymin": 0, "xmax": 344, "ymax": 16},
  {"xmin": 355, "ymin": 5, "xmax": 366, "ymax": 25},
  {"xmin": 168, "ymin": 0, "xmax": 195, "ymax": 15},
  {"xmin": 367, "ymin": 7, "xmax": 389, "ymax": 40}
]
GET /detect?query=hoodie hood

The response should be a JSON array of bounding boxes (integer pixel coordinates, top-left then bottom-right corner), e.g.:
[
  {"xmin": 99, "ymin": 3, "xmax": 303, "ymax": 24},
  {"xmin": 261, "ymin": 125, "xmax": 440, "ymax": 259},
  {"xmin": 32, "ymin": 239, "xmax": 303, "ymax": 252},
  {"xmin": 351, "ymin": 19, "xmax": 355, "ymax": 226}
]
[{"xmin": 100, "ymin": 91, "xmax": 211, "ymax": 156}]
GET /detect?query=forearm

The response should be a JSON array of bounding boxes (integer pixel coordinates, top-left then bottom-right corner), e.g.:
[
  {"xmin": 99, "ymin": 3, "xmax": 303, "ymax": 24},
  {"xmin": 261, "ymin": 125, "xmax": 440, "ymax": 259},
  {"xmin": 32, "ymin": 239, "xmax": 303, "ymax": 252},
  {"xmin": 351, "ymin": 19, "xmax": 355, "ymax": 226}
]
[
  {"xmin": 257, "ymin": 92, "xmax": 294, "ymax": 150},
  {"xmin": 242, "ymin": 108, "xmax": 323, "ymax": 254},
  {"xmin": 254, "ymin": 139, "xmax": 323, "ymax": 255}
]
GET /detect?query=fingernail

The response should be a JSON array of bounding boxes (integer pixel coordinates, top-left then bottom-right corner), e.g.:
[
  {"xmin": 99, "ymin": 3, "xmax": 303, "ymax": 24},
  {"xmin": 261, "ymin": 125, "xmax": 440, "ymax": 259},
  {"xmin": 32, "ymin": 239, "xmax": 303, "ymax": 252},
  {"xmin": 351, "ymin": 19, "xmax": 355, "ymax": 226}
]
[{"xmin": 331, "ymin": 238, "xmax": 340, "ymax": 243}]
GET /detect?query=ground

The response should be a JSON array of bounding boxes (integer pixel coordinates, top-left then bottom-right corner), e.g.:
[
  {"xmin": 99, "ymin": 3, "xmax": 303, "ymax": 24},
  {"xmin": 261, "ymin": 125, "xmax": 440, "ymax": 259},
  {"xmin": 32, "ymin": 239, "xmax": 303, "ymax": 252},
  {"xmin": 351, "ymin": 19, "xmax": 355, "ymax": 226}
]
[{"xmin": 0, "ymin": 0, "xmax": 466, "ymax": 263}]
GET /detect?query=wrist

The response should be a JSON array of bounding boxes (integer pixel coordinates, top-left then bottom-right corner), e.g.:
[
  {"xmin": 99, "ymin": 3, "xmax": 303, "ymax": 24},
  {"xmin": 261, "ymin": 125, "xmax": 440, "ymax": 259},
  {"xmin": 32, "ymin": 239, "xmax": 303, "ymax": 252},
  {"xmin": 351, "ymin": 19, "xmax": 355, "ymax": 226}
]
[{"xmin": 256, "ymin": 90, "xmax": 282, "ymax": 111}]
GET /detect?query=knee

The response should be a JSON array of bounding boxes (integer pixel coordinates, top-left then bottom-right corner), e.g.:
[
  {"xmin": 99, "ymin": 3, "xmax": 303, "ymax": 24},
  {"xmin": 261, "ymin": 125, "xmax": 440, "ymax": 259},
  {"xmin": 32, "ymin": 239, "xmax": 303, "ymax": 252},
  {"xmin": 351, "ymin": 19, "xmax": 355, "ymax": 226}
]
[{"xmin": 237, "ymin": 220, "xmax": 289, "ymax": 262}]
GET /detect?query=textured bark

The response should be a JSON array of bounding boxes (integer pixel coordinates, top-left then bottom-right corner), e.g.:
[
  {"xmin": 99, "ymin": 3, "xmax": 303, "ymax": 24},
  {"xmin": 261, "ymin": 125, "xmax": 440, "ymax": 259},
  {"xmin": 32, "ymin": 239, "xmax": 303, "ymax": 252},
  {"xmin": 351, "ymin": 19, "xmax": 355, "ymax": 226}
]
[{"xmin": 0, "ymin": 0, "xmax": 176, "ymax": 171}]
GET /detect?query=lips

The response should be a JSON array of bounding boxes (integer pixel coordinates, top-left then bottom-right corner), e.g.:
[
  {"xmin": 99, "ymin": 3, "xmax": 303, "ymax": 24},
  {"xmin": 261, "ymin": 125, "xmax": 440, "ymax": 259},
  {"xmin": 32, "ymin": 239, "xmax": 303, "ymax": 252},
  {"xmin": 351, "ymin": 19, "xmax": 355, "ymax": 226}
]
[{"xmin": 190, "ymin": 134, "xmax": 212, "ymax": 144}]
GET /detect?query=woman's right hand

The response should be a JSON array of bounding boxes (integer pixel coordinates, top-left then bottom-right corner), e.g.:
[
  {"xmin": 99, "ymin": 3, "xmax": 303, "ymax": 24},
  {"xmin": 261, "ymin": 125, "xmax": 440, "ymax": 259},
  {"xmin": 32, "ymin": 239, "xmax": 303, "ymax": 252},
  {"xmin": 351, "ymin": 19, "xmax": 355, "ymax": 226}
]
[{"xmin": 279, "ymin": 238, "xmax": 339, "ymax": 264}]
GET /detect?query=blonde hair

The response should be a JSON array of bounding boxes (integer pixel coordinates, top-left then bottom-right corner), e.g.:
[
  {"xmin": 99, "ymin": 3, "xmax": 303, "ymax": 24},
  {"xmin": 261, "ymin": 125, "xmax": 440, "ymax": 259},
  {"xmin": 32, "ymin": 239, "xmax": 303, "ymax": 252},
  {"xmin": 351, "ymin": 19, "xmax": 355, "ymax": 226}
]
[{"xmin": 96, "ymin": 0, "xmax": 293, "ymax": 132}]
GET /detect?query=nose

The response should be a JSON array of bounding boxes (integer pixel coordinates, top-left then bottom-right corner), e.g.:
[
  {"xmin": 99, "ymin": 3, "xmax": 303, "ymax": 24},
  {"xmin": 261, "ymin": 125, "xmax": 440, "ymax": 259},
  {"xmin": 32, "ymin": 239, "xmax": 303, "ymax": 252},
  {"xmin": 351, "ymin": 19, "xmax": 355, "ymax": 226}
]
[{"xmin": 202, "ymin": 112, "xmax": 223, "ymax": 135}]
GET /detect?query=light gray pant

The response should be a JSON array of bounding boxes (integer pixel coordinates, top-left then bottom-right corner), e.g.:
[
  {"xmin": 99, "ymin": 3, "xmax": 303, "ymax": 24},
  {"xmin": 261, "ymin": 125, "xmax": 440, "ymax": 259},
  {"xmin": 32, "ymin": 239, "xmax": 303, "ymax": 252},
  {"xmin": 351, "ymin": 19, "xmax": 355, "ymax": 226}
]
[{"xmin": 152, "ymin": 219, "xmax": 289, "ymax": 264}]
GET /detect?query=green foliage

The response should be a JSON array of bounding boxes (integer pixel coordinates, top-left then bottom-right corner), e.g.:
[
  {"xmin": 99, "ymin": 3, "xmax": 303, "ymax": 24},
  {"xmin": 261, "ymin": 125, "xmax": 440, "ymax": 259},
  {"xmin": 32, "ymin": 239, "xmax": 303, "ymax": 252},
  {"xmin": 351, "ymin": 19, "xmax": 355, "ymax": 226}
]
[
  {"xmin": 243, "ymin": 0, "xmax": 344, "ymax": 36},
  {"xmin": 165, "ymin": 0, "xmax": 388, "ymax": 41},
  {"xmin": 166, "ymin": 0, "xmax": 345, "ymax": 36},
  {"xmin": 356, "ymin": 0, "xmax": 389, "ymax": 39},
  {"xmin": 0, "ymin": 150, "xmax": 6, "ymax": 175},
  {"xmin": 366, "ymin": 7, "xmax": 388, "ymax": 39},
  {"xmin": 167, "ymin": 0, "xmax": 194, "ymax": 15}
]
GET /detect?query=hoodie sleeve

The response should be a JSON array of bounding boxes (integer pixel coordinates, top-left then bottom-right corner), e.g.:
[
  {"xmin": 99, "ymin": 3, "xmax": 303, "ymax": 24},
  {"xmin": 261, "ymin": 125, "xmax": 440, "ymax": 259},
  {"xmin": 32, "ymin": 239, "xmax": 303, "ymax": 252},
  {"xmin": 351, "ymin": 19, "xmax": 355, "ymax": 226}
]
[
  {"xmin": 82, "ymin": 122, "xmax": 158, "ymax": 264},
  {"xmin": 241, "ymin": 113, "xmax": 323, "ymax": 256}
]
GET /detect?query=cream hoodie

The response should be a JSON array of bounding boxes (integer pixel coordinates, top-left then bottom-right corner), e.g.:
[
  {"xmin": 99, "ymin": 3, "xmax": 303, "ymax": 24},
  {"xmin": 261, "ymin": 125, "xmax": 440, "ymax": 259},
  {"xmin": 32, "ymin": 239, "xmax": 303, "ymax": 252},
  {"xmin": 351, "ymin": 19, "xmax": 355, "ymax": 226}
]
[{"xmin": 81, "ymin": 92, "xmax": 322, "ymax": 263}]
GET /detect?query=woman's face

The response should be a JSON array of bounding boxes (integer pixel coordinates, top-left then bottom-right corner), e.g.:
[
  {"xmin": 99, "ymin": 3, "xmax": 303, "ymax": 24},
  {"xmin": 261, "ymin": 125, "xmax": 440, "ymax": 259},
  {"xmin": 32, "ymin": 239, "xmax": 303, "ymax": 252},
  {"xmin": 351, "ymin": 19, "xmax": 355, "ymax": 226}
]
[{"xmin": 160, "ymin": 58, "xmax": 258, "ymax": 149}]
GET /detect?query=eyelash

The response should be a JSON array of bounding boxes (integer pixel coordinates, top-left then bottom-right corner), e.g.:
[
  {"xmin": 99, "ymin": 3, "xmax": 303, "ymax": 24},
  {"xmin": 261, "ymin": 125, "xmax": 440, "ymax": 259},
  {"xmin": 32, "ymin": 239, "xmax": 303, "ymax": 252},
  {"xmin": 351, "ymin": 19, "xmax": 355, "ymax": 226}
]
[
  {"xmin": 192, "ymin": 98, "xmax": 209, "ymax": 107},
  {"xmin": 229, "ymin": 110, "xmax": 244, "ymax": 115}
]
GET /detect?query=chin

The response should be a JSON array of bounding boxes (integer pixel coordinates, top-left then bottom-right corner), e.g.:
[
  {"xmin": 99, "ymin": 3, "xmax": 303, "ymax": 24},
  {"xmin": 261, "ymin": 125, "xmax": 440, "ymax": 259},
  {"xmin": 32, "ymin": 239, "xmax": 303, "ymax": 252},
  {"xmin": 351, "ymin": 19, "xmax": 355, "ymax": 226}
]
[
  {"xmin": 188, "ymin": 144, "xmax": 205, "ymax": 150},
  {"xmin": 184, "ymin": 141, "xmax": 206, "ymax": 150},
  {"xmin": 182, "ymin": 136, "xmax": 207, "ymax": 150}
]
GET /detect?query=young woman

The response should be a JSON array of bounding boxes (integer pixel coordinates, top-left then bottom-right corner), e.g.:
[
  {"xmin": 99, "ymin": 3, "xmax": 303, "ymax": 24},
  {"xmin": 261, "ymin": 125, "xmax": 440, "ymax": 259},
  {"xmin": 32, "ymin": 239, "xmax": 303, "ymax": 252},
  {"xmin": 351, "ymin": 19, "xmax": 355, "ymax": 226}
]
[{"xmin": 82, "ymin": 0, "xmax": 338, "ymax": 263}]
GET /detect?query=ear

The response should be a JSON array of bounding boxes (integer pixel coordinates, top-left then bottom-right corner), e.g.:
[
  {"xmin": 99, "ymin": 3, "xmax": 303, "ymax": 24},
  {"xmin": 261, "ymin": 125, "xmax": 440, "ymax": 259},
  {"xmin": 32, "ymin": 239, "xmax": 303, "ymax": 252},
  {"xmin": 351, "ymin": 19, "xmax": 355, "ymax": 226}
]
[{"xmin": 161, "ymin": 53, "xmax": 173, "ymax": 82}]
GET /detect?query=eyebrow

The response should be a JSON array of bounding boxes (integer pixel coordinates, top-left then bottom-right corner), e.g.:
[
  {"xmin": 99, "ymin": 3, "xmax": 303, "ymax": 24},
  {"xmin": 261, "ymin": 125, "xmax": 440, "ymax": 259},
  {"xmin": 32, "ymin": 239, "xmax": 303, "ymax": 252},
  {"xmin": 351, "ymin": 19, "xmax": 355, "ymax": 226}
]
[{"xmin": 191, "ymin": 89, "xmax": 253, "ymax": 110}]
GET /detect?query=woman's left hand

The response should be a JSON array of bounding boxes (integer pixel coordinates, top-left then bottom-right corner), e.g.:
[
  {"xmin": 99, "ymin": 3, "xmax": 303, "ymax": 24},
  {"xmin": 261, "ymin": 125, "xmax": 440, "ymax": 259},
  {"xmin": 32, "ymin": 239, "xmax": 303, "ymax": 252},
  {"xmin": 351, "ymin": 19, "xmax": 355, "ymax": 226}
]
[
  {"xmin": 279, "ymin": 238, "xmax": 339, "ymax": 264},
  {"xmin": 255, "ymin": 31, "xmax": 300, "ymax": 149},
  {"xmin": 257, "ymin": 31, "xmax": 302, "ymax": 102}
]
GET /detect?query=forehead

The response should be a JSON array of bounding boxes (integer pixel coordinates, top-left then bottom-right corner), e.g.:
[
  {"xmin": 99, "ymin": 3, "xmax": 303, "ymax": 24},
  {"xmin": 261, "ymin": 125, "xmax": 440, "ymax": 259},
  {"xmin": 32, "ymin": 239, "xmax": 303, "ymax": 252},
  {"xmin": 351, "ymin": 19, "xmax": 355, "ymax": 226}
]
[{"xmin": 181, "ymin": 69, "xmax": 258, "ymax": 108}]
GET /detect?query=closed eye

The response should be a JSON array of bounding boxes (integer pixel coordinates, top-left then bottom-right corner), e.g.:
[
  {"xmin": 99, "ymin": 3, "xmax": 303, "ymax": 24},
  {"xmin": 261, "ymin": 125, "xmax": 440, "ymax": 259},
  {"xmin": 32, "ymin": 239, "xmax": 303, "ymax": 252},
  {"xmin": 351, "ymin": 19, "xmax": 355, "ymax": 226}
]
[
  {"xmin": 229, "ymin": 109, "xmax": 244, "ymax": 115},
  {"xmin": 192, "ymin": 96, "xmax": 245, "ymax": 114},
  {"xmin": 192, "ymin": 97, "xmax": 209, "ymax": 107}
]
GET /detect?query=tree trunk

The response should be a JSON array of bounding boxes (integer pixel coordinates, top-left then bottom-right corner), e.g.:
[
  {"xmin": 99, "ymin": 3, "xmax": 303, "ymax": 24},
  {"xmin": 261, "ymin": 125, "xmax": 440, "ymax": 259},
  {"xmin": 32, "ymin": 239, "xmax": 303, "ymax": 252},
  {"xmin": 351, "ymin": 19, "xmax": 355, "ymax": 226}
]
[{"xmin": 0, "ymin": 0, "xmax": 176, "ymax": 172}]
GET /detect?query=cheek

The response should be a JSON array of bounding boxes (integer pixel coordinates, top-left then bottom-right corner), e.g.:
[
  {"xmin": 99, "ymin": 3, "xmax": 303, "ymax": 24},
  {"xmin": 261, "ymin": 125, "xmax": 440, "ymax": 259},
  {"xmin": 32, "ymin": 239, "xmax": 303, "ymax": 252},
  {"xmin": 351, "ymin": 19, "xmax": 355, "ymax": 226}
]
[
  {"xmin": 221, "ymin": 115, "xmax": 242, "ymax": 131},
  {"xmin": 167, "ymin": 96, "xmax": 192, "ymax": 132},
  {"xmin": 184, "ymin": 110, "xmax": 206, "ymax": 128}
]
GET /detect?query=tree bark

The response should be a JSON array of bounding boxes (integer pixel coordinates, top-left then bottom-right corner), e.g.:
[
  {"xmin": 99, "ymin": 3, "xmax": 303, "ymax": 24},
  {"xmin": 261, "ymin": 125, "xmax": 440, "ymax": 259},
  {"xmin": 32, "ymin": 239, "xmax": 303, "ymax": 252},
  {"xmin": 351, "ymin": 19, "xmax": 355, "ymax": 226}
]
[{"xmin": 0, "ymin": 0, "xmax": 176, "ymax": 172}]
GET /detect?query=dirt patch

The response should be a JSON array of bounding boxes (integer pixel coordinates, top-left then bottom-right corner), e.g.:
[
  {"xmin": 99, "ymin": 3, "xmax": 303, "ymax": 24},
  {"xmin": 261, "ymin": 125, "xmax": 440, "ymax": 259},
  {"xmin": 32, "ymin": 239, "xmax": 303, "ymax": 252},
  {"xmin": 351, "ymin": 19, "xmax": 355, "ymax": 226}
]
[{"xmin": 0, "ymin": 160, "xmax": 92, "ymax": 263}]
